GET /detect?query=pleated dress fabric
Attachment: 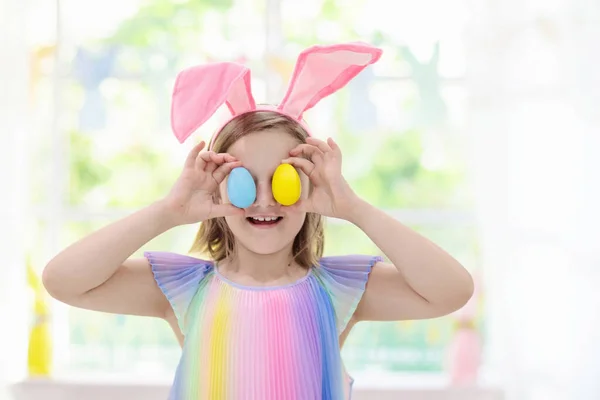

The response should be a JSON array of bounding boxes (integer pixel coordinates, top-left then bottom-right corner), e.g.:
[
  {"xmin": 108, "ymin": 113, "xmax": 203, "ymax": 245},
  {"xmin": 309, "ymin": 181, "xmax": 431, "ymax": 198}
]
[{"xmin": 145, "ymin": 252, "xmax": 381, "ymax": 400}]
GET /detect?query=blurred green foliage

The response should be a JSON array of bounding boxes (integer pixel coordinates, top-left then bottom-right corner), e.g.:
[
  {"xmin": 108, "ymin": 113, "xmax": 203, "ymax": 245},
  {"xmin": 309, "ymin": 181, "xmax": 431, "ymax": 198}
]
[{"xmin": 106, "ymin": 0, "xmax": 233, "ymax": 49}]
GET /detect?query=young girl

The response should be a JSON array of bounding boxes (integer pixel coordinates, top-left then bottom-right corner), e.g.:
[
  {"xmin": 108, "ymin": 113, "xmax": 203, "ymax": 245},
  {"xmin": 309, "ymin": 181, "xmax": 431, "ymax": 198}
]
[{"xmin": 42, "ymin": 43, "xmax": 473, "ymax": 400}]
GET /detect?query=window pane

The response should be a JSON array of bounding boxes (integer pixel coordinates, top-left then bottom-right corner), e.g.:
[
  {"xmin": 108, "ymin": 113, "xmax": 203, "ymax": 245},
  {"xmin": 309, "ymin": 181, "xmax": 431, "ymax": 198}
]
[
  {"xmin": 68, "ymin": 310, "xmax": 179, "ymax": 376},
  {"xmin": 326, "ymin": 222, "xmax": 478, "ymax": 269}
]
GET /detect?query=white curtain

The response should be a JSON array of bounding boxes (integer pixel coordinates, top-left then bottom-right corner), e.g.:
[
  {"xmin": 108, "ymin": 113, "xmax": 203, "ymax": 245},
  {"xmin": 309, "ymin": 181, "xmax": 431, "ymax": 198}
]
[
  {"xmin": 0, "ymin": 0, "xmax": 31, "ymax": 397},
  {"xmin": 467, "ymin": 0, "xmax": 600, "ymax": 399}
]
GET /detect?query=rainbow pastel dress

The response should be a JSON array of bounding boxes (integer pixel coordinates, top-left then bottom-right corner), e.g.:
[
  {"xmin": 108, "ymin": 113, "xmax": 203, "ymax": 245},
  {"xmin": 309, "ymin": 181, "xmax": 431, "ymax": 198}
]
[{"xmin": 145, "ymin": 252, "xmax": 381, "ymax": 400}]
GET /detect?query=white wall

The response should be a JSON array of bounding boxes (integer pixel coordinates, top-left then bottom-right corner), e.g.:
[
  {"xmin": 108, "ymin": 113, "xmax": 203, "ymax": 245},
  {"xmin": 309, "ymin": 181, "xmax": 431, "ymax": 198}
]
[
  {"xmin": 0, "ymin": 0, "xmax": 31, "ymax": 398},
  {"xmin": 467, "ymin": 0, "xmax": 600, "ymax": 399}
]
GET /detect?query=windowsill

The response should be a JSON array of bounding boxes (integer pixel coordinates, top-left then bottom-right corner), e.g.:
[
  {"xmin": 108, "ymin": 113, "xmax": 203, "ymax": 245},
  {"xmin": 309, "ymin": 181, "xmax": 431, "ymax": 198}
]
[{"xmin": 9, "ymin": 374, "xmax": 505, "ymax": 400}]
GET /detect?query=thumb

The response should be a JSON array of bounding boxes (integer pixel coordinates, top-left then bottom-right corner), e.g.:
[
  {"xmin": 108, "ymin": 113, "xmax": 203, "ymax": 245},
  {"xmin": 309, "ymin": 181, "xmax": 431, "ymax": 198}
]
[
  {"xmin": 210, "ymin": 203, "xmax": 246, "ymax": 219},
  {"xmin": 285, "ymin": 199, "xmax": 312, "ymax": 214}
]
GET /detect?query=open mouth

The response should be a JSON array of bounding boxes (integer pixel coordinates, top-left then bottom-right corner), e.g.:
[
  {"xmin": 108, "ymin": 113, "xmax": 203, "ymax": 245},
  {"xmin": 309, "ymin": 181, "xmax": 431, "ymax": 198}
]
[{"xmin": 246, "ymin": 216, "xmax": 283, "ymax": 226}]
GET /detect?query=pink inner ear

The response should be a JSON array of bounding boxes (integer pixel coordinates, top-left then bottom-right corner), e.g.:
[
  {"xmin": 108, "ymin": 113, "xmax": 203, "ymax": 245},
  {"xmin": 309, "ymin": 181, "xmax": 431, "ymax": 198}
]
[
  {"xmin": 225, "ymin": 68, "xmax": 256, "ymax": 115},
  {"xmin": 171, "ymin": 62, "xmax": 256, "ymax": 143},
  {"xmin": 279, "ymin": 43, "xmax": 382, "ymax": 120}
]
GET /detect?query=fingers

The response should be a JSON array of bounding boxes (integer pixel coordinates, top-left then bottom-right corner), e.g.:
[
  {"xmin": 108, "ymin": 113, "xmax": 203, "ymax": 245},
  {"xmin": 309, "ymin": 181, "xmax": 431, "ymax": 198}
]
[
  {"xmin": 220, "ymin": 153, "xmax": 238, "ymax": 163},
  {"xmin": 290, "ymin": 137, "xmax": 341, "ymax": 161},
  {"xmin": 185, "ymin": 141, "xmax": 206, "ymax": 168},
  {"xmin": 196, "ymin": 151, "xmax": 238, "ymax": 173},
  {"xmin": 210, "ymin": 203, "xmax": 246, "ymax": 218},
  {"xmin": 282, "ymin": 157, "xmax": 315, "ymax": 178},
  {"xmin": 196, "ymin": 152, "xmax": 218, "ymax": 173},
  {"xmin": 194, "ymin": 150, "xmax": 208, "ymax": 171},
  {"xmin": 209, "ymin": 152, "xmax": 237, "ymax": 164},
  {"xmin": 282, "ymin": 199, "xmax": 312, "ymax": 214},
  {"xmin": 289, "ymin": 144, "xmax": 324, "ymax": 163},
  {"xmin": 326, "ymin": 137, "xmax": 342, "ymax": 157},
  {"xmin": 306, "ymin": 137, "xmax": 333, "ymax": 153},
  {"xmin": 212, "ymin": 160, "xmax": 243, "ymax": 184}
]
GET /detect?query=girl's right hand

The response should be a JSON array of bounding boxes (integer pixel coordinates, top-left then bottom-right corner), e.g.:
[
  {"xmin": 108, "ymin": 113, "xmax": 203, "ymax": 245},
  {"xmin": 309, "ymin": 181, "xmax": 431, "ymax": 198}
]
[{"xmin": 162, "ymin": 141, "xmax": 245, "ymax": 225}]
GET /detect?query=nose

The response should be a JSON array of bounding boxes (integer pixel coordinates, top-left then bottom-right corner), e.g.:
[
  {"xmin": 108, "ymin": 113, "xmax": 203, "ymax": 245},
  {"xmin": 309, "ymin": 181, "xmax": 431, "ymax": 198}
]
[{"xmin": 254, "ymin": 180, "xmax": 276, "ymax": 207}]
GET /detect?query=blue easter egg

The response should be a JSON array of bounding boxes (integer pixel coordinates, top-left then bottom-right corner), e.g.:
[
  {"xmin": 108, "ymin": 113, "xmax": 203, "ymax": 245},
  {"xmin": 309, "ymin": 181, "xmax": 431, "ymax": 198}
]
[{"xmin": 227, "ymin": 167, "xmax": 256, "ymax": 208}]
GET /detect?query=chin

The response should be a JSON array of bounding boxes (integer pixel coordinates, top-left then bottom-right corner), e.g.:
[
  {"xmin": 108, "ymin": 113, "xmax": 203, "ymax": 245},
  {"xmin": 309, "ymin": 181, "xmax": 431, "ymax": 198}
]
[{"xmin": 225, "ymin": 214, "xmax": 306, "ymax": 255}]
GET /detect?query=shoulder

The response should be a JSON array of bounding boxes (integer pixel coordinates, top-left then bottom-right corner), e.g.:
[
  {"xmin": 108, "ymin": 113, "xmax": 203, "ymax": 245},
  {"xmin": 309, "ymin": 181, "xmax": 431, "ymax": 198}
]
[
  {"xmin": 315, "ymin": 254, "xmax": 383, "ymax": 277},
  {"xmin": 144, "ymin": 251, "xmax": 214, "ymax": 268},
  {"xmin": 312, "ymin": 254, "xmax": 383, "ymax": 333},
  {"xmin": 144, "ymin": 251, "xmax": 214, "ymax": 277},
  {"xmin": 143, "ymin": 251, "xmax": 214, "ymax": 334},
  {"xmin": 143, "ymin": 251, "xmax": 215, "ymax": 288}
]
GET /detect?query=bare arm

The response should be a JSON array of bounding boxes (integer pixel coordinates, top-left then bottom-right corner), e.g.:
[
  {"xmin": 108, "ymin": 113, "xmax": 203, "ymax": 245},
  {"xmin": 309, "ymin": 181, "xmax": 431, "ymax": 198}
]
[
  {"xmin": 351, "ymin": 200, "xmax": 474, "ymax": 321},
  {"xmin": 42, "ymin": 202, "xmax": 177, "ymax": 318},
  {"xmin": 42, "ymin": 142, "xmax": 243, "ymax": 320}
]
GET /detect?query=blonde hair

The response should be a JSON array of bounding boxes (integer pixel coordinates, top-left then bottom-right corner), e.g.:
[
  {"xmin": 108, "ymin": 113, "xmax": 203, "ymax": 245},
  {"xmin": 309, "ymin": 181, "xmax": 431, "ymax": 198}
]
[{"xmin": 189, "ymin": 111, "xmax": 325, "ymax": 268}]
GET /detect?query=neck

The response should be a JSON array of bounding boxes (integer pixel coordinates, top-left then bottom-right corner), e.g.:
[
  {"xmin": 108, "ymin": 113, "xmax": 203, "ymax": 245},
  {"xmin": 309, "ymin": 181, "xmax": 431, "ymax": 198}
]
[{"xmin": 219, "ymin": 243, "xmax": 305, "ymax": 285}]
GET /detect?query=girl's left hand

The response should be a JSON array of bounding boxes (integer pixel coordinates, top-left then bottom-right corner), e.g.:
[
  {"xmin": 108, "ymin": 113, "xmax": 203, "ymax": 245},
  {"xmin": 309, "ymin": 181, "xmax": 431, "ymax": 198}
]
[{"xmin": 282, "ymin": 137, "xmax": 361, "ymax": 219}]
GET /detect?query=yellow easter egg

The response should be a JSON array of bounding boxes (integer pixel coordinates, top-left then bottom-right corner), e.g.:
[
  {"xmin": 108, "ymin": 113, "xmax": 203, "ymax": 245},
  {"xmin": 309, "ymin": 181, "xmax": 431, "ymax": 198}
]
[{"xmin": 272, "ymin": 163, "xmax": 301, "ymax": 206}]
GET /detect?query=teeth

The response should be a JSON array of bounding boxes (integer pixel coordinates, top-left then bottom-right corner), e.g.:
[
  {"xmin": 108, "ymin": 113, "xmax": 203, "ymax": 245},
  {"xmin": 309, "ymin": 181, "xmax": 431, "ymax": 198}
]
[{"xmin": 251, "ymin": 217, "xmax": 279, "ymax": 222}]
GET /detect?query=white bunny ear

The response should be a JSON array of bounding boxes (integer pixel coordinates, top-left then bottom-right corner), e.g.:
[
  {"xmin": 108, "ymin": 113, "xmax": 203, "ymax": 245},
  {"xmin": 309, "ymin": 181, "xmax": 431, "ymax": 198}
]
[
  {"xmin": 171, "ymin": 62, "xmax": 256, "ymax": 143},
  {"xmin": 278, "ymin": 42, "xmax": 382, "ymax": 120}
]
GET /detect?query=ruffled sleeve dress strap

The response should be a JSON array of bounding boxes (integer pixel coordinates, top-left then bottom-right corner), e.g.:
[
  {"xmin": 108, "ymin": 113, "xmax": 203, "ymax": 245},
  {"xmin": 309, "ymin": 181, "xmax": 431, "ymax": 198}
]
[
  {"xmin": 314, "ymin": 254, "xmax": 383, "ymax": 334},
  {"xmin": 144, "ymin": 251, "xmax": 213, "ymax": 334}
]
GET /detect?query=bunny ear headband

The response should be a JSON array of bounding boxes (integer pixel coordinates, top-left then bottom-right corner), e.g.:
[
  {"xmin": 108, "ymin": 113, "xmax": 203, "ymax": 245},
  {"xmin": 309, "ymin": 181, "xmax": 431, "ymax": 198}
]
[{"xmin": 170, "ymin": 42, "xmax": 383, "ymax": 148}]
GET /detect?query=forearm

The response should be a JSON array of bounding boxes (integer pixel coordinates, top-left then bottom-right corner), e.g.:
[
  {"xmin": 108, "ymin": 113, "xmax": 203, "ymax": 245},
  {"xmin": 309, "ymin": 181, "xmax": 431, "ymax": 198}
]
[
  {"xmin": 347, "ymin": 199, "xmax": 474, "ymax": 306},
  {"xmin": 43, "ymin": 200, "xmax": 177, "ymax": 298}
]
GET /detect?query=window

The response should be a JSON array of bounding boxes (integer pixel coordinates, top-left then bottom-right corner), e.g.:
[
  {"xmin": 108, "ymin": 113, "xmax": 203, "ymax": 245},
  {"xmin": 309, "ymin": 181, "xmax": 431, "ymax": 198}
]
[{"xmin": 31, "ymin": 0, "xmax": 479, "ymax": 380}]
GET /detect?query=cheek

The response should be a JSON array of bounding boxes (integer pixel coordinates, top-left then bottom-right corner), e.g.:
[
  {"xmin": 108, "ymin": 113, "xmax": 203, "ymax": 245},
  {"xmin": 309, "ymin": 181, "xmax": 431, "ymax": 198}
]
[
  {"xmin": 219, "ymin": 181, "xmax": 228, "ymax": 203},
  {"xmin": 224, "ymin": 215, "xmax": 246, "ymax": 236},
  {"xmin": 300, "ymin": 173, "xmax": 310, "ymax": 200},
  {"xmin": 286, "ymin": 212, "xmax": 307, "ymax": 233}
]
